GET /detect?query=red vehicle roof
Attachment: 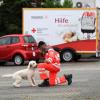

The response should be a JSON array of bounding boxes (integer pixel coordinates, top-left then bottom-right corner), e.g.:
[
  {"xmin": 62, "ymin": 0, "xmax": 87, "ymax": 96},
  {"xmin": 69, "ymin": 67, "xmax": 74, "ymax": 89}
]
[{"xmin": 0, "ymin": 34, "xmax": 32, "ymax": 38}]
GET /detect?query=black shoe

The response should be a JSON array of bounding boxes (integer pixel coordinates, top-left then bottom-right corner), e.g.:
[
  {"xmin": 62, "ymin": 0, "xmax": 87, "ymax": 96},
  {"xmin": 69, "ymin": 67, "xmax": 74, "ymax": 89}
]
[
  {"xmin": 64, "ymin": 74, "xmax": 72, "ymax": 80},
  {"xmin": 67, "ymin": 74, "xmax": 72, "ymax": 79},
  {"xmin": 38, "ymin": 79, "xmax": 50, "ymax": 87},
  {"xmin": 64, "ymin": 74, "xmax": 73, "ymax": 85}
]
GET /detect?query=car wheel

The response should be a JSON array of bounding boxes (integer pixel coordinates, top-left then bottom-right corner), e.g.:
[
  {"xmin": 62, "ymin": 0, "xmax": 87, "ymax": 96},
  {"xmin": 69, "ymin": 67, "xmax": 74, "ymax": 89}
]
[
  {"xmin": 13, "ymin": 55, "xmax": 24, "ymax": 65},
  {"xmin": 60, "ymin": 50, "xmax": 75, "ymax": 62}
]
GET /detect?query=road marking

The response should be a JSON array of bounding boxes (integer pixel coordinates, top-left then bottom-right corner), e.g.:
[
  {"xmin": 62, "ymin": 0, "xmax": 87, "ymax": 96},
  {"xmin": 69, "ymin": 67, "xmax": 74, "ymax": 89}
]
[
  {"xmin": 29, "ymin": 92, "xmax": 80, "ymax": 97},
  {"xmin": 7, "ymin": 90, "xmax": 80, "ymax": 97},
  {"xmin": 61, "ymin": 68, "xmax": 100, "ymax": 71}
]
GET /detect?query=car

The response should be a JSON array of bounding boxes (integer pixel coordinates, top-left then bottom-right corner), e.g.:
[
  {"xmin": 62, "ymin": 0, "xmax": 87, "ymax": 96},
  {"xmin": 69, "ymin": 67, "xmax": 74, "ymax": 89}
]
[{"xmin": 0, "ymin": 34, "xmax": 40, "ymax": 65}]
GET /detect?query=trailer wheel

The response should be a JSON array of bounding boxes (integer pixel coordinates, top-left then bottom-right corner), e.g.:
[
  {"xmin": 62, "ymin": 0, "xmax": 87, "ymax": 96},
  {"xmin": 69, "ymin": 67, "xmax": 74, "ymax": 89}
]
[{"xmin": 60, "ymin": 50, "xmax": 75, "ymax": 62}]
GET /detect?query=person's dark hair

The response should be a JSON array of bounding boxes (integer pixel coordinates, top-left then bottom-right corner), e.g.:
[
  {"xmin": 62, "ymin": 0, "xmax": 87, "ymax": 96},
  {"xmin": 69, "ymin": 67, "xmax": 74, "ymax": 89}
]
[{"xmin": 38, "ymin": 41, "xmax": 46, "ymax": 48}]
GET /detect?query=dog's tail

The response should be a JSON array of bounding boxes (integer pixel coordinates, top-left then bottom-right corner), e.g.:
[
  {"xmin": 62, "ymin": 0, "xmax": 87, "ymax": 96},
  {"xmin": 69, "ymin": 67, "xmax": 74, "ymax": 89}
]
[{"xmin": 2, "ymin": 74, "xmax": 13, "ymax": 78}]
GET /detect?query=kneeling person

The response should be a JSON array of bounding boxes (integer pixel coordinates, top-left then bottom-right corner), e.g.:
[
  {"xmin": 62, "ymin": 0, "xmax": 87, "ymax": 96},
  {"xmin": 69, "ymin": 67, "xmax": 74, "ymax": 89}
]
[{"xmin": 37, "ymin": 41, "xmax": 73, "ymax": 87}]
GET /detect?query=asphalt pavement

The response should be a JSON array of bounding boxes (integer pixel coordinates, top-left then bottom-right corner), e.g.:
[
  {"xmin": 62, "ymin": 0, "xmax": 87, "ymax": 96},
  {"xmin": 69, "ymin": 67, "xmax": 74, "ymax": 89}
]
[{"xmin": 0, "ymin": 59, "xmax": 100, "ymax": 100}]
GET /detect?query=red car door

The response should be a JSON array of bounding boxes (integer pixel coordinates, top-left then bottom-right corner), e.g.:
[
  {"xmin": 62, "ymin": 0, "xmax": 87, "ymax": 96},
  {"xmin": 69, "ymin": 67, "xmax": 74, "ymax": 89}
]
[{"xmin": 0, "ymin": 36, "xmax": 13, "ymax": 60}]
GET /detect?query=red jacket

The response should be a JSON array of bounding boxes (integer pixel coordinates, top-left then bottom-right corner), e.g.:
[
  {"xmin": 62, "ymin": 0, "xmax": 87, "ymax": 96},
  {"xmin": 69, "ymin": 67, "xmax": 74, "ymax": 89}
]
[{"xmin": 45, "ymin": 48, "xmax": 60, "ymax": 68}]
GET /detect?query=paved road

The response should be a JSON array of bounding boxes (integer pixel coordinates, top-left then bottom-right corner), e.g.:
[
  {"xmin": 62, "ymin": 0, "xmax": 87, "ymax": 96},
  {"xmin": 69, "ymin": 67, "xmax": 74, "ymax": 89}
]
[{"xmin": 0, "ymin": 59, "xmax": 100, "ymax": 100}]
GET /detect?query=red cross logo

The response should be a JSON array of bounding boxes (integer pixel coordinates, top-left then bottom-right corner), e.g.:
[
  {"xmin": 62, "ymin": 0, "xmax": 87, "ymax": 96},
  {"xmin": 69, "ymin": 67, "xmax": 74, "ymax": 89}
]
[{"xmin": 32, "ymin": 28, "xmax": 36, "ymax": 33}]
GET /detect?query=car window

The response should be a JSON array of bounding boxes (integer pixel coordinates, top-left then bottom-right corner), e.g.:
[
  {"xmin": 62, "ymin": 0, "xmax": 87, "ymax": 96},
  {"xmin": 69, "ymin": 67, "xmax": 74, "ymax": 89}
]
[
  {"xmin": 23, "ymin": 36, "xmax": 36, "ymax": 43},
  {"xmin": 0, "ymin": 37, "xmax": 11, "ymax": 45},
  {"xmin": 11, "ymin": 36, "xmax": 20, "ymax": 44}
]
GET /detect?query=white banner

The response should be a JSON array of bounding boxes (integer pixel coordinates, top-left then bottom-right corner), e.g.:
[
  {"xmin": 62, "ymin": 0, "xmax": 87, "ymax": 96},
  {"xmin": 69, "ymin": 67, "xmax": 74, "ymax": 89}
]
[{"xmin": 23, "ymin": 8, "xmax": 96, "ymax": 46}]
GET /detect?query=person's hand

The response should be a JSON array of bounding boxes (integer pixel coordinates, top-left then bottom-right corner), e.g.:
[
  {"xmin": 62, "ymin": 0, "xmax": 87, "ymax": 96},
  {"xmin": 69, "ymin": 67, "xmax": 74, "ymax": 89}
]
[{"xmin": 44, "ymin": 59, "xmax": 51, "ymax": 64}]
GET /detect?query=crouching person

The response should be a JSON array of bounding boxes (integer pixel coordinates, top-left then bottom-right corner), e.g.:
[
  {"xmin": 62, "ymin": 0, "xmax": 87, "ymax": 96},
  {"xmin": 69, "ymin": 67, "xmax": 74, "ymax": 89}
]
[{"xmin": 37, "ymin": 41, "xmax": 73, "ymax": 87}]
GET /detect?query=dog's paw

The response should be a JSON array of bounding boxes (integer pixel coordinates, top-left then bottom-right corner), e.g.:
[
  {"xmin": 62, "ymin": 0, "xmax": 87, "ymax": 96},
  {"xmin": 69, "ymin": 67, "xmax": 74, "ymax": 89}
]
[
  {"xmin": 13, "ymin": 83, "xmax": 20, "ymax": 88},
  {"xmin": 32, "ymin": 84, "xmax": 37, "ymax": 87}
]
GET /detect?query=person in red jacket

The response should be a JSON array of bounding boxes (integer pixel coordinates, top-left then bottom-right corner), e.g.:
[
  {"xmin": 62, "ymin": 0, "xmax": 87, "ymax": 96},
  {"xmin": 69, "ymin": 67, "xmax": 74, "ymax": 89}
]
[{"xmin": 37, "ymin": 41, "xmax": 73, "ymax": 87}]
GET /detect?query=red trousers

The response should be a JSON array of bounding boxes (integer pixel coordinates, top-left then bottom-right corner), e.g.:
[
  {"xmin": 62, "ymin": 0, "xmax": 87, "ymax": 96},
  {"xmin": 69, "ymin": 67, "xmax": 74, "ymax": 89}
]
[{"xmin": 38, "ymin": 63, "xmax": 67, "ymax": 86}]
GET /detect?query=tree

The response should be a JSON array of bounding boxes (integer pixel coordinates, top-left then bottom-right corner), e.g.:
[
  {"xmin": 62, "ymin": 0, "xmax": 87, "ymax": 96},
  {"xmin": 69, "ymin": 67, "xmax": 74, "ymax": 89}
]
[
  {"xmin": 42, "ymin": 0, "xmax": 73, "ymax": 8},
  {"xmin": 42, "ymin": 0, "xmax": 55, "ymax": 8},
  {"xmin": 63, "ymin": 0, "xmax": 73, "ymax": 8},
  {"xmin": 0, "ymin": 0, "xmax": 34, "ymax": 36}
]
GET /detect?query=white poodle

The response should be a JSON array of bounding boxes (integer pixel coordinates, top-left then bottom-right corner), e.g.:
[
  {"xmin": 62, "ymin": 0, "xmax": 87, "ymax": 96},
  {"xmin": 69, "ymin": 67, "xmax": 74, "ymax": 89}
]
[{"xmin": 2, "ymin": 60, "xmax": 37, "ymax": 87}]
